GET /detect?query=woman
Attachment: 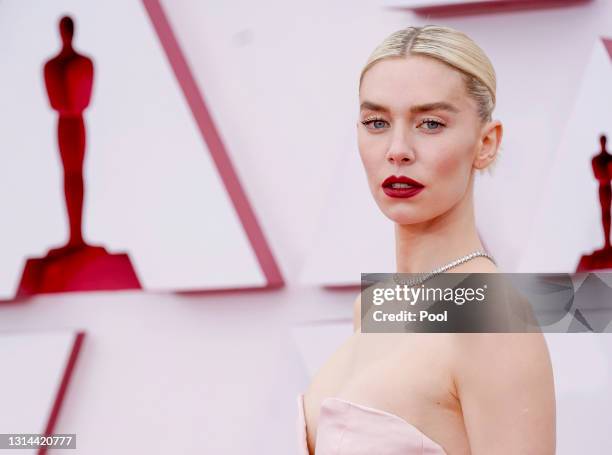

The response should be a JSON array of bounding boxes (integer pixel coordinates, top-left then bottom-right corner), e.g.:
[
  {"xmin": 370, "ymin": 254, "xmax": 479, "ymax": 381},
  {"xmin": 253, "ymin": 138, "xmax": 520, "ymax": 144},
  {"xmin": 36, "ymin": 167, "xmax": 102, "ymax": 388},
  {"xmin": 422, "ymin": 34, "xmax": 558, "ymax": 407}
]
[{"xmin": 297, "ymin": 25, "xmax": 556, "ymax": 454}]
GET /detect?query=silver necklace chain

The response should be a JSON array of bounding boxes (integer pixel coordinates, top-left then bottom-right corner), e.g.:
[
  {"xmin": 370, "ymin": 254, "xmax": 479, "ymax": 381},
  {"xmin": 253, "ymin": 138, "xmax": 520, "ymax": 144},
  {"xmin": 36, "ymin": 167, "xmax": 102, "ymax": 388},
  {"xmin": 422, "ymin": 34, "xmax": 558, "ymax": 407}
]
[{"xmin": 393, "ymin": 249, "xmax": 496, "ymax": 287}]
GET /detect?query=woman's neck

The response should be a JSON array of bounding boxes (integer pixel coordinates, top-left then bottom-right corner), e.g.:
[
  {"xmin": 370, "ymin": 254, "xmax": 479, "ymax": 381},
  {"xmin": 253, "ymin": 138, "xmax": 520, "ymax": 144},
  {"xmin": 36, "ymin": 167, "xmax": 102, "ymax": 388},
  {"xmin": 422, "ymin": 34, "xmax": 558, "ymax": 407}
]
[{"xmin": 395, "ymin": 184, "xmax": 484, "ymax": 274}]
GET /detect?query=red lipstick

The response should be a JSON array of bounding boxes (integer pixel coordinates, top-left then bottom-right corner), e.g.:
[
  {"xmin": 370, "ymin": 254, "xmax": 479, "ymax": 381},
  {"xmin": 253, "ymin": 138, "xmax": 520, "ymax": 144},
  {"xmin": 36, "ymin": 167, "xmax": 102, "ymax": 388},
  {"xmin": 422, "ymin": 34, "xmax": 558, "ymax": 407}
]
[{"xmin": 381, "ymin": 175, "xmax": 425, "ymax": 199}]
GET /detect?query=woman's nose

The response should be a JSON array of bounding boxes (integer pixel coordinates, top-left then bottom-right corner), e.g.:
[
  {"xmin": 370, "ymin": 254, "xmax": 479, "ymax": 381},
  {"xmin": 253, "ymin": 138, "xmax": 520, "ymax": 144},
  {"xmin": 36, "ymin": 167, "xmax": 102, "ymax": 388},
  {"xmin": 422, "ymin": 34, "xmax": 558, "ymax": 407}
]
[{"xmin": 385, "ymin": 131, "xmax": 415, "ymax": 164}]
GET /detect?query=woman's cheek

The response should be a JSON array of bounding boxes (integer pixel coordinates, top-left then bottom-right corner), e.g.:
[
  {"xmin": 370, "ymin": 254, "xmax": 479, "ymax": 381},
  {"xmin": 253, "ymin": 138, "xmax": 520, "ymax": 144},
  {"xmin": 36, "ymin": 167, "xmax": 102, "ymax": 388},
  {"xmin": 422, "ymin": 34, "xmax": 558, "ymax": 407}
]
[
  {"xmin": 358, "ymin": 145, "xmax": 383, "ymax": 191},
  {"xmin": 357, "ymin": 134, "xmax": 375, "ymax": 169},
  {"xmin": 437, "ymin": 158, "xmax": 460, "ymax": 182},
  {"xmin": 435, "ymin": 153, "xmax": 473, "ymax": 209}
]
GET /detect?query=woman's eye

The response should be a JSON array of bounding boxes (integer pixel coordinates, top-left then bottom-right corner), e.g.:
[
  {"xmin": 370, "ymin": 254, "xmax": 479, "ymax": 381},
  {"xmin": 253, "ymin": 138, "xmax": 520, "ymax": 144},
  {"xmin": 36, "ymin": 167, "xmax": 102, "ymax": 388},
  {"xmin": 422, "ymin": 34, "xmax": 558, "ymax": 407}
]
[
  {"xmin": 362, "ymin": 119, "xmax": 389, "ymax": 130},
  {"xmin": 419, "ymin": 119, "xmax": 445, "ymax": 131}
]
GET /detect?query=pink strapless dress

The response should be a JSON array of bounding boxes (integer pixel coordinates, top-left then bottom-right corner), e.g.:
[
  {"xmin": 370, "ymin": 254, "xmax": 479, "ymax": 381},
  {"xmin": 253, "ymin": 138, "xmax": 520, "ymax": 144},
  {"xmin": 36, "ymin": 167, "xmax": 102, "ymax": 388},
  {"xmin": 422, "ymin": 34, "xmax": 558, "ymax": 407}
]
[{"xmin": 297, "ymin": 393, "xmax": 447, "ymax": 454}]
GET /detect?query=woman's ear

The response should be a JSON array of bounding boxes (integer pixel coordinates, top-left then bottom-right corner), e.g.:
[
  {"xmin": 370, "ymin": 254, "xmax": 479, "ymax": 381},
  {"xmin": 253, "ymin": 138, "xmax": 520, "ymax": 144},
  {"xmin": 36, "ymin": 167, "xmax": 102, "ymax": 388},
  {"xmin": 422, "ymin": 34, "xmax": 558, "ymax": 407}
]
[{"xmin": 474, "ymin": 119, "xmax": 503, "ymax": 170}]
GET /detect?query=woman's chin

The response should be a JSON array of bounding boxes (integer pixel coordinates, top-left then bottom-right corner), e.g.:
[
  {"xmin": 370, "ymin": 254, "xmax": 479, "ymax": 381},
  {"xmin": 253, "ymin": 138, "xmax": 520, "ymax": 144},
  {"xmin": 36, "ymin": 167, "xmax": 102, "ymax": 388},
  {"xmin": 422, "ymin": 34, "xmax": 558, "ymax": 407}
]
[{"xmin": 379, "ymin": 207, "xmax": 428, "ymax": 225}]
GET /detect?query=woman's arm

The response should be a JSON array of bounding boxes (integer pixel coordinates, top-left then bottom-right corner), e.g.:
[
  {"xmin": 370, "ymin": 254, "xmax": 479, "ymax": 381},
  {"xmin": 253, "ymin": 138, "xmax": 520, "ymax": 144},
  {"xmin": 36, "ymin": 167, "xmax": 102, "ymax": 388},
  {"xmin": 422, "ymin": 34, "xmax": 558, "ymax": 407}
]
[{"xmin": 453, "ymin": 333, "xmax": 556, "ymax": 454}]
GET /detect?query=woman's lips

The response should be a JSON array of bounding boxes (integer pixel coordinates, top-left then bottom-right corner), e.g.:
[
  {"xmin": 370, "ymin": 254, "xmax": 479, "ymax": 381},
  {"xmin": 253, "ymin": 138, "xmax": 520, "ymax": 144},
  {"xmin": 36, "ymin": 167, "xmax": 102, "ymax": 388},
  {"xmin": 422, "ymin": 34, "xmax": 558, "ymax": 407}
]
[
  {"xmin": 381, "ymin": 175, "xmax": 425, "ymax": 199},
  {"xmin": 382, "ymin": 185, "xmax": 424, "ymax": 198}
]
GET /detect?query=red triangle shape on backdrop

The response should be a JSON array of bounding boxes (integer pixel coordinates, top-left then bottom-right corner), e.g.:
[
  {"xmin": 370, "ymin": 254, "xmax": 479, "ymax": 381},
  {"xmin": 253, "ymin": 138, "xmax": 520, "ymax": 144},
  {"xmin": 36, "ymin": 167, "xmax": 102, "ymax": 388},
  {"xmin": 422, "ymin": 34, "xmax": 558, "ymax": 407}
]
[{"xmin": 602, "ymin": 37, "xmax": 612, "ymax": 60}]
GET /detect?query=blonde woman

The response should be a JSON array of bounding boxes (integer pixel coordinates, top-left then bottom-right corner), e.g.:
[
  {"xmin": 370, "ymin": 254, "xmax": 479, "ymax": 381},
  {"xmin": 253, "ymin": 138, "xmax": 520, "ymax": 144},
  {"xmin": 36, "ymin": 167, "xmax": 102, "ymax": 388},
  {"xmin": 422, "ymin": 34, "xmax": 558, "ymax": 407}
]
[{"xmin": 297, "ymin": 25, "xmax": 555, "ymax": 454}]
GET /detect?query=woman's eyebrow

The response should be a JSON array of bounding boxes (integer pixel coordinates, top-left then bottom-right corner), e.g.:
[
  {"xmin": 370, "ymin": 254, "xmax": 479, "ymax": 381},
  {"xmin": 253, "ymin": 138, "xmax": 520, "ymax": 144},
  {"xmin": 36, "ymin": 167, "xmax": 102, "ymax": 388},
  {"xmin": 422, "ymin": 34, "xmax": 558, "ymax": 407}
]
[
  {"xmin": 360, "ymin": 100, "xmax": 459, "ymax": 114},
  {"xmin": 411, "ymin": 101, "xmax": 460, "ymax": 114},
  {"xmin": 360, "ymin": 101, "xmax": 390, "ymax": 113}
]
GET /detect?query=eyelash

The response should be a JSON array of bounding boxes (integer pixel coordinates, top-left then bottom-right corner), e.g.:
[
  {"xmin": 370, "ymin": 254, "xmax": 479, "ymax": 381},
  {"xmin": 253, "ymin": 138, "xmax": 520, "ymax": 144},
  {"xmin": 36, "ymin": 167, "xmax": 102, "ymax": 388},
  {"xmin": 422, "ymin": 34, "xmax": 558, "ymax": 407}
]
[{"xmin": 360, "ymin": 116, "xmax": 446, "ymax": 132}]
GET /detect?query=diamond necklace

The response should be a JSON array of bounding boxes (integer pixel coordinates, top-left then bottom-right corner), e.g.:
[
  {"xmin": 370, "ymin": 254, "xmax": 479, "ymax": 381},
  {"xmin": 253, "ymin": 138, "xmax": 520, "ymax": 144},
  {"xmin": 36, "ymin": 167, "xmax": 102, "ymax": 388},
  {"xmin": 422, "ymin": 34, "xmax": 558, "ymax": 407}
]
[{"xmin": 393, "ymin": 249, "xmax": 496, "ymax": 287}]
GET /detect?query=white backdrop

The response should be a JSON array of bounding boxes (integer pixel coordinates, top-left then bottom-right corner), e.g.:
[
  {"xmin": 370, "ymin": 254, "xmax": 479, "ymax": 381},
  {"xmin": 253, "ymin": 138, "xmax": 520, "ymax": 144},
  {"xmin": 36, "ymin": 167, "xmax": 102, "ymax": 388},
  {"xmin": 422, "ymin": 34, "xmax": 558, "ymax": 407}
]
[
  {"xmin": 1, "ymin": 0, "xmax": 611, "ymax": 454},
  {"xmin": 0, "ymin": 330, "xmax": 81, "ymax": 455},
  {"xmin": 520, "ymin": 37, "xmax": 612, "ymax": 272}
]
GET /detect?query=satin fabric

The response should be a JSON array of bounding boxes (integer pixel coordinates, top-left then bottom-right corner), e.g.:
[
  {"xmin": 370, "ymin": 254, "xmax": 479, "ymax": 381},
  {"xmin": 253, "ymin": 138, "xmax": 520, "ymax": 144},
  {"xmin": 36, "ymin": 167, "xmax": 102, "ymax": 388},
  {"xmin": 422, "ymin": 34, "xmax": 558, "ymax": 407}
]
[{"xmin": 297, "ymin": 393, "xmax": 447, "ymax": 455}]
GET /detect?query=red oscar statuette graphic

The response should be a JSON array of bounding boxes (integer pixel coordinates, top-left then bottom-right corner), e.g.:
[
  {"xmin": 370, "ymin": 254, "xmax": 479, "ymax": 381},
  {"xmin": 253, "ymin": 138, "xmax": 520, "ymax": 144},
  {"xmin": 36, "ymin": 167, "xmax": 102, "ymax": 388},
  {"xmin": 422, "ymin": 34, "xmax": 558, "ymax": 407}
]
[
  {"xmin": 576, "ymin": 134, "xmax": 612, "ymax": 272},
  {"xmin": 16, "ymin": 16, "xmax": 141, "ymax": 297}
]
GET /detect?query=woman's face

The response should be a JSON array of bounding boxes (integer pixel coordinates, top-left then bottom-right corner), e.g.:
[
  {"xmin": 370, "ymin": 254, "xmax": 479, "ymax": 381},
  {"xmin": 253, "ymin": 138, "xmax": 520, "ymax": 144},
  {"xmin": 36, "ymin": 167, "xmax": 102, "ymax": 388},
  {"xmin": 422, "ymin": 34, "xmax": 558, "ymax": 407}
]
[{"xmin": 357, "ymin": 55, "xmax": 493, "ymax": 225}]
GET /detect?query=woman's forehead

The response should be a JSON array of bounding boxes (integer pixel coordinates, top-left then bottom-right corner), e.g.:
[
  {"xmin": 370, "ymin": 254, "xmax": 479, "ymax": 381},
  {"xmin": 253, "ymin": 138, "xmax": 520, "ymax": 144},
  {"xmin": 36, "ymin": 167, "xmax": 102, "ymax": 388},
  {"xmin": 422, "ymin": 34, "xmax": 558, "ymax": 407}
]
[{"xmin": 359, "ymin": 56, "xmax": 468, "ymax": 109}]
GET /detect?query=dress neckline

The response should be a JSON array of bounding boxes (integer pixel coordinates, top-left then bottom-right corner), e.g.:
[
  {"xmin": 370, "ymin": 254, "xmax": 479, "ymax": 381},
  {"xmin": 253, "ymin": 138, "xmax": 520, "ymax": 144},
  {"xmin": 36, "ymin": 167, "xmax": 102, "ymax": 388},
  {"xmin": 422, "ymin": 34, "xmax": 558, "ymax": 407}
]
[{"xmin": 299, "ymin": 393, "xmax": 447, "ymax": 454}]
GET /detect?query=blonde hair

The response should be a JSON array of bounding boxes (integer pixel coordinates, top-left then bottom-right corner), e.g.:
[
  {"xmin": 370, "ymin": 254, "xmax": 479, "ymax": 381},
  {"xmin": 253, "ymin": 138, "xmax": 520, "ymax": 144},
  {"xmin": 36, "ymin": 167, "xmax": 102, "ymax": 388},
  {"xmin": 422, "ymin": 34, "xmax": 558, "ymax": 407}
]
[{"xmin": 359, "ymin": 25, "xmax": 500, "ymax": 174}]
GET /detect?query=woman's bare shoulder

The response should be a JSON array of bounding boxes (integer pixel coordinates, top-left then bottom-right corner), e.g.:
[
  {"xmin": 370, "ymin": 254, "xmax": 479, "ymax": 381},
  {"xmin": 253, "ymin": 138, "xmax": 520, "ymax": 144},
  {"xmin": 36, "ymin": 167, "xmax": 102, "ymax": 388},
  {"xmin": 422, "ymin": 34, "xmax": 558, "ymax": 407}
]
[
  {"xmin": 451, "ymin": 332, "xmax": 550, "ymax": 361},
  {"xmin": 451, "ymin": 256, "xmax": 499, "ymax": 273},
  {"xmin": 352, "ymin": 292, "xmax": 361, "ymax": 332},
  {"xmin": 449, "ymin": 332, "xmax": 556, "ymax": 453}
]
